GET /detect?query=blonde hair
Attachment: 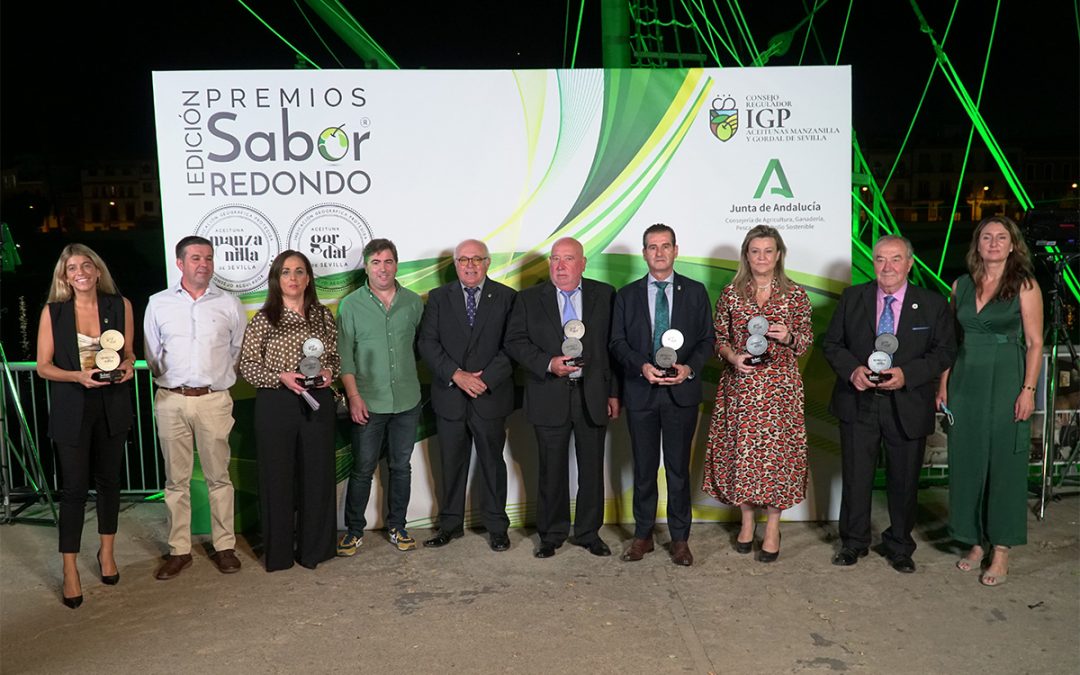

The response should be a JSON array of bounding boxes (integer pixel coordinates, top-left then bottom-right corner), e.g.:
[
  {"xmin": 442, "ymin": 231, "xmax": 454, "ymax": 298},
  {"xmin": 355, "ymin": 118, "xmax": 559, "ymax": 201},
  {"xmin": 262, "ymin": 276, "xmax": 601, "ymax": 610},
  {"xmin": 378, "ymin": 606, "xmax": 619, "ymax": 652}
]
[
  {"xmin": 731, "ymin": 225, "xmax": 793, "ymax": 300},
  {"xmin": 47, "ymin": 244, "xmax": 119, "ymax": 302}
]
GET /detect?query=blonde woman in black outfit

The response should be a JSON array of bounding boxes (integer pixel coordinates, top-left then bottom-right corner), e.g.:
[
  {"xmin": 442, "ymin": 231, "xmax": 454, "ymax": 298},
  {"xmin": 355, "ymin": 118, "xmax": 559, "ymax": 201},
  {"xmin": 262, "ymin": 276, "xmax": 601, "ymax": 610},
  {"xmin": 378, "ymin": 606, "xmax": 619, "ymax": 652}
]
[{"xmin": 36, "ymin": 244, "xmax": 135, "ymax": 608}]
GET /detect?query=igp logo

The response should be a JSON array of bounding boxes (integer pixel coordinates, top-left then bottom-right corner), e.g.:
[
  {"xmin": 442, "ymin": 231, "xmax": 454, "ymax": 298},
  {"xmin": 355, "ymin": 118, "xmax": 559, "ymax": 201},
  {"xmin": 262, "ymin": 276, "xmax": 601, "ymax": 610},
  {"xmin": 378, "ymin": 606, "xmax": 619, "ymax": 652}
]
[{"xmin": 709, "ymin": 96, "xmax": 739, "ymax": 142}]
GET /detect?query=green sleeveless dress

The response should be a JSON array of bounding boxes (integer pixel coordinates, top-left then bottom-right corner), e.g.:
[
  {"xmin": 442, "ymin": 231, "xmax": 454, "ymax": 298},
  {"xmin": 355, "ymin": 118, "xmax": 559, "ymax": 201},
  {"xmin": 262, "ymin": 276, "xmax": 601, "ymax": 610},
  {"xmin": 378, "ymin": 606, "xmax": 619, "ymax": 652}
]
[{"xmin": 946, "ymin": 274, "xmax": 1030, "ymax": 547}]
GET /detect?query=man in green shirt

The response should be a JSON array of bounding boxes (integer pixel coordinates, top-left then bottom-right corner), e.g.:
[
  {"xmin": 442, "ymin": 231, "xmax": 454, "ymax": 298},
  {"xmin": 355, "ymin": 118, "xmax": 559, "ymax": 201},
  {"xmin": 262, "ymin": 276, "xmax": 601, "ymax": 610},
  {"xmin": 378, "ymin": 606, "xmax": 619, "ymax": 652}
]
[{"xmin": 336, "ymin": 238, "xmax": 424, "ymax": 554}]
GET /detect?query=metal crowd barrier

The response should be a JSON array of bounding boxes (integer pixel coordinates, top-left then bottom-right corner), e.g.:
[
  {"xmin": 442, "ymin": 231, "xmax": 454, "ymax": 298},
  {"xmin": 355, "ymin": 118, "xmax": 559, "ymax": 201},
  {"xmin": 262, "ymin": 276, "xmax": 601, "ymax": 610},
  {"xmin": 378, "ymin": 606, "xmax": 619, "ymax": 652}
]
[{"xmin": 1, "ymin": 354, "xmax": 164, "ymax": 524}]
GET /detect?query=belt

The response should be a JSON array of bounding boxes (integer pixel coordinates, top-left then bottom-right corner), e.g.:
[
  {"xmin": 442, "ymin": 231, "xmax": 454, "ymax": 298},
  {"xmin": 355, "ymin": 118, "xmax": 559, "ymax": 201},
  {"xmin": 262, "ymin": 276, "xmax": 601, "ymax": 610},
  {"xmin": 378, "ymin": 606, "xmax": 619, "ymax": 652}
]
[
  {"xmin": 961, "ymin": 333, "xmax": 1021, "ymax": 345},
  {"xmin": 567, "ymin": 378, "xmax": 582, "ymax": 386},
  {"xmin": 167, "ymin": 386, "xmax": 213, "ymax": 397}
]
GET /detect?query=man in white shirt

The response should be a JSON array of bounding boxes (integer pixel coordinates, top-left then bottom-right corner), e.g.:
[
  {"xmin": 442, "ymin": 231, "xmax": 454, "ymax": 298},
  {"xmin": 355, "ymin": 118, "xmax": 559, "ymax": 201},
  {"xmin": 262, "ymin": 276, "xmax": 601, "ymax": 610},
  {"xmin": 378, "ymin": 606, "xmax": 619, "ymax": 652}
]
[{"xmin": 144, "ymin": 235, "xmax": 246, "ymax": 579}]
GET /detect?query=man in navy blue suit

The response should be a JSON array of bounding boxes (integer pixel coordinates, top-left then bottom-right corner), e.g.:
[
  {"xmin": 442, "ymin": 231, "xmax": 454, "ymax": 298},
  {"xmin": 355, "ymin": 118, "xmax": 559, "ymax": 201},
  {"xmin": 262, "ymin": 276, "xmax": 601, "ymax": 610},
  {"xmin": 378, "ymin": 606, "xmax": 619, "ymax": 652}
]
[{"xmin": 610, "ymin": 224, "xmax": 715, "ymax": 566}]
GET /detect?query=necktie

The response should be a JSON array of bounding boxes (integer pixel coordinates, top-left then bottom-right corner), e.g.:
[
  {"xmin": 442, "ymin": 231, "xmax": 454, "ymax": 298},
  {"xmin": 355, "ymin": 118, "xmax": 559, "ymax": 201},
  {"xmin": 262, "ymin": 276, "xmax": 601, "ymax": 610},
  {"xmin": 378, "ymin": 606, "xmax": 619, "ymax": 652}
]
[
  {"xmin": 653, "ymin": 281, "xmax": 670, "ymax": 354},
  {"xmin": 560, "ymin": 289, "xmax": 578, "ymax": 325},
  {"xmin": 465, "ymin": 286, "xmax": 479, "ymax": 327},
  {"xmin": 877, "ymin": 295, "xmax": 895, "ymax": 335}
]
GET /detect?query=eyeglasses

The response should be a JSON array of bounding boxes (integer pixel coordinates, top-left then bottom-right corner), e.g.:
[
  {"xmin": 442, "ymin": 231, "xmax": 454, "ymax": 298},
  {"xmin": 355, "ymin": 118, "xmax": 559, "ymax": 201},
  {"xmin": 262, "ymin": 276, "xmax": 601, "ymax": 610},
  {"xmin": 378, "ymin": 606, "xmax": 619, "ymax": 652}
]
[{"xmin": 456, "ymin": 256, "xmax": 489, "ymax": 267}]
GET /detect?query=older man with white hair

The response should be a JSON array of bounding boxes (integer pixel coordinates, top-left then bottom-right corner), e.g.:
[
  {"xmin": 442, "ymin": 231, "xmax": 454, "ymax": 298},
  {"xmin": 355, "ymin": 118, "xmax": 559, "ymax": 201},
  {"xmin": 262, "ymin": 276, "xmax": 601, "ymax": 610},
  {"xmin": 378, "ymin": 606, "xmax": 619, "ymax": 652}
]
[{"xmin": 418, "ymin": 239, "xmax": 517, "ymax": 552}]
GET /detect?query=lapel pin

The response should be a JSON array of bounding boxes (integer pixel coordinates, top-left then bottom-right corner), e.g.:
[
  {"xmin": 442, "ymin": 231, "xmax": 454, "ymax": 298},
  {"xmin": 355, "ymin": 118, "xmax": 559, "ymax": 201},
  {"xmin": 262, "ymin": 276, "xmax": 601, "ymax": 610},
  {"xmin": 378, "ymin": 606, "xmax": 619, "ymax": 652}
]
[
  {"xmin": 911, "ymin": 303, "xmax": 918, "ymax": 309},
  {"xmin": 677, "ymin": 285, "xmax": 682, "ymax": 291}
]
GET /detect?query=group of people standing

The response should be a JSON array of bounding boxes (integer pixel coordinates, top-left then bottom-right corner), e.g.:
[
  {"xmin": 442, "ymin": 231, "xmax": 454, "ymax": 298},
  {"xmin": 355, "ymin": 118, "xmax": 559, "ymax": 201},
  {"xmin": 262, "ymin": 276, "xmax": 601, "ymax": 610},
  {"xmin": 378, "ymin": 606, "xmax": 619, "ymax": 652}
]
[
  {"xmin": 36, "ymin": 215, "xmax": 1042, "ymax": 608},
  {"xmin": 822, "ymin": 218, "xmax": 1042, "ymax": 585}
]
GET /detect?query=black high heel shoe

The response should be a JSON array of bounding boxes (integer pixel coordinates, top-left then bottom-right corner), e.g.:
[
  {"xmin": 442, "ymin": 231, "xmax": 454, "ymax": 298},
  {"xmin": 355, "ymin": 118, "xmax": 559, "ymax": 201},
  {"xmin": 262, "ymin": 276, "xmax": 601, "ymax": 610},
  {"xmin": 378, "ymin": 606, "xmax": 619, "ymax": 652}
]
[
  {"xmin": 735, "ymin": 525, "xmax": 756, "ymax": 554},
  {"xmin": 758, "ymin": 533, "xmax": 781, "ymax": 563},
  {"xmin": 98, "ymin": 550, "xmax": 120, "ymax": 585},
  {"xmin": 62, "ymin": 569, "xmax": 83, "ymax": 609}
]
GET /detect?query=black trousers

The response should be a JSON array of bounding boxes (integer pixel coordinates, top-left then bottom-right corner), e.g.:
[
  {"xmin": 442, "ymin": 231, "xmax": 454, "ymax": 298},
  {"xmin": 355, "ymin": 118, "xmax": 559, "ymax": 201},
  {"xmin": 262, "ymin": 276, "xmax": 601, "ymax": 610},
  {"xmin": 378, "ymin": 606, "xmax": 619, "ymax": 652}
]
[
  {"xmin": 254, "ymin": 388, "xmax": 336, "ymax": 571},
  {"xmin": 838, "ymin": 391, "xmax": 926, "ymax": 558},
  {"xmin": 533, "ymin": 384, "xmax": 607, "ymax": 546},
  {"xmin": 625, "ymin": 389, "xmax": 699, "ymax": 541},
  {"xmin": 56, "ymin": 390, "xmax": 127, "ymax": 553},
  {"xmin": 434, "ymin": 407, "xmax": 510, "ymax": 535}
]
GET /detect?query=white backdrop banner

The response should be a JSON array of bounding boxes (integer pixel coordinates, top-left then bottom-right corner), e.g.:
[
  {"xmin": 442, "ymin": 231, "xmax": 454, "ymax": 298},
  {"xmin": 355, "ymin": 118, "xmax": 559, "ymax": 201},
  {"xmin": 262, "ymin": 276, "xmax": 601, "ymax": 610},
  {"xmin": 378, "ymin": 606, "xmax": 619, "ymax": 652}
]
[{"xmin": 153, "ymin": 67, "xmax": 851, "ymax": 530}]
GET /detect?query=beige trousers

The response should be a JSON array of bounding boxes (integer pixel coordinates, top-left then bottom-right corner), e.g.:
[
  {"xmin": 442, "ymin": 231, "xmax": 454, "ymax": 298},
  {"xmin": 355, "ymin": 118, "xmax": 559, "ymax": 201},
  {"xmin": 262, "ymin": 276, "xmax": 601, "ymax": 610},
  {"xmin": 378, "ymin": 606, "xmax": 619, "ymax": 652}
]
[{"xmin": 154, "ymin": 389, "xmax": 236, "ymax": 555}]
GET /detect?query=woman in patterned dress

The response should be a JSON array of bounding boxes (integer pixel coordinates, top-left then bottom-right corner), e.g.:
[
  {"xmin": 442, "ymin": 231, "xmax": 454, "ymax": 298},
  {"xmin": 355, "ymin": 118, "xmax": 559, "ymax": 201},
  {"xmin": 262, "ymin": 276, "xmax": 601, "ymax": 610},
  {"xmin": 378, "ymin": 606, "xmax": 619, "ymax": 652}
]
[
  {"xmin": 703, "ymin": 225, "xmax": 812, "ymax": 562},
  {"xmin": 239, "ymin": 250, "xmax": 340, "ymax": 571}
]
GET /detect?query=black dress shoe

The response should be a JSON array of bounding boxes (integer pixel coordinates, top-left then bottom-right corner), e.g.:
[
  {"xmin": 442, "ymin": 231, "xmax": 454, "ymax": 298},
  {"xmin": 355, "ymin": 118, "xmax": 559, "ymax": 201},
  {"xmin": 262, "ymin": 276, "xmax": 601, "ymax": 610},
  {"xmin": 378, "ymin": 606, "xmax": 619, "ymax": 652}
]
[
  {"xmin": 890, "ymin": 555, "xmax": 916, "ymax": 573},
  {"xmin": 577, "ymin": 539, "xmax": 612, "ymax": 557},
  {"xmin": 534, "ymin": 543, "xmax": 557, "ymax": 558},
  {"xmin": 423, "ymin": 530, "xmax": 464, "ymax": 548},
  {"xmin": 734, "ymin": 539, "xmax": 753, "ymax": 554},
  {"xmin": 831, "ymin": 547, "xmax": 869, "ymax": 566},
  {"xmin": 98, "ymin": 550, "xmax": 120, "ymax": 585},
  {"xmin": 489, "ymin": 533, "xmax": 510, "ymax": 552},
  {"xmin": 62, "ymin": 594, "xmax": 83, "ymax": 609}
]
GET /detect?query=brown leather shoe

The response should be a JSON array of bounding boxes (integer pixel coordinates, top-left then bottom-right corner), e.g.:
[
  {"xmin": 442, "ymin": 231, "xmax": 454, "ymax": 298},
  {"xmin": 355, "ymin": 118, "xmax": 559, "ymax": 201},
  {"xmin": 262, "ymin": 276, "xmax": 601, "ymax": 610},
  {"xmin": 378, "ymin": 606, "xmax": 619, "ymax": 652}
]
[
  {"xmin": 211, "ymin": 549, "xmax": 242, "ymax": 574},
  {"xmin": 620, "ymin": 537, "xmax": 655, "ymax": 562},
  {"xmin": 671, "ymin": 541, "xmax": 694, "ymax": 566},
  {"xmin": 155, "ymin": 553, "xmax": 193, "ymax": 580}
]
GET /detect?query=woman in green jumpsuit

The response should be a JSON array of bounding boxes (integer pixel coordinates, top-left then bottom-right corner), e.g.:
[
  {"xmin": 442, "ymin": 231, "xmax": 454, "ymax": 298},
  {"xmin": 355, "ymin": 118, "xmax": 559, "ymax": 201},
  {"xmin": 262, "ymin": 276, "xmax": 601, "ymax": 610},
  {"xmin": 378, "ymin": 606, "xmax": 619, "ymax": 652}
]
[{"xmin": 937, "ymin": 216, "xmax": 1043, "ymax": 587}]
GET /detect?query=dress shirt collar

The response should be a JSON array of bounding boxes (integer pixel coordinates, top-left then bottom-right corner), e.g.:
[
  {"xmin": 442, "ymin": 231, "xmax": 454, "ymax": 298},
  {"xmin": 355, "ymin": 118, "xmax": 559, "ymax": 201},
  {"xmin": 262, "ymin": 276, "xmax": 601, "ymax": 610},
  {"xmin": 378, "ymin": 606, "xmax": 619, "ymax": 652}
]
[
  {"xmin": 461, "ymin": 279, "xmax": 486, "ymax": 294},
  {"xmin": 876, "ymin": 281, "xmax": 908, "ymax": 304},
  {"xmin": 171, "ymin": 280, "xmax": 226, "ymax": 301}
]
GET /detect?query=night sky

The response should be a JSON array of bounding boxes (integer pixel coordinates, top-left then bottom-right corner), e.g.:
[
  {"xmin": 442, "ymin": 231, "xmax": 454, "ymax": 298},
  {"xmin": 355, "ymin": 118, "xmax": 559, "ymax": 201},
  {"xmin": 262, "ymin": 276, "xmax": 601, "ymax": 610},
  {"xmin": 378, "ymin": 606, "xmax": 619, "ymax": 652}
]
[
  {"xmin": 2, "ymin": 1, "xmax": 1077, "ymax": 165},
  {"xmin": 0, "ymin": 2, "xmax": 1076, "ymax": 358}
]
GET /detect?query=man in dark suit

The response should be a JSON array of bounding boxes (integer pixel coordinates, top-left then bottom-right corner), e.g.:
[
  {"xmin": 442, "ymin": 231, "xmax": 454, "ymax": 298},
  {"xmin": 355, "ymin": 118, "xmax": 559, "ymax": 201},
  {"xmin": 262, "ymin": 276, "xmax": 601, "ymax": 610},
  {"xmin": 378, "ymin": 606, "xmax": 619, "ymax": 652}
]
[
  {"xmin": 610, "ymin": 224, "xmax": 714, "ymax": 566},
  {"xmin": 418, "ymin": 239, "xmax": 516, "ymax": 552},
  {"xmin": 823, "ymin": 235, "xmax": 956, "ymax": 573},
  {"xmin": 505, "ymin": 236, "xmax": 621, "ymax": 559}
]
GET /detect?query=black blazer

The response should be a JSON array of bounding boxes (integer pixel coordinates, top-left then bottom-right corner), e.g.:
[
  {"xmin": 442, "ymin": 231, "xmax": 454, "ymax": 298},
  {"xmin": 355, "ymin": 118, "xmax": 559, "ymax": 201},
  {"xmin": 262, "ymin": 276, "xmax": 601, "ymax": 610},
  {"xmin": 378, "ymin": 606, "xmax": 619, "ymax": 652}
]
[
  {"xmin": 610, "ymin": 272, "xmax": 715, "ymax": 411},
  {"xmin": 504, "ymin": 278, "xmax": 618, "ymax": 426},
  {"xmin": 822, "ymin": 281, "xmax": 956, "ymax": 439},
  {"xmin": 418, "ymin": 278, "xmax": 516, "ymax": 421},
  {"xmin": 47, "ymin": 294, "xmax": 133, "ymax": 445}
]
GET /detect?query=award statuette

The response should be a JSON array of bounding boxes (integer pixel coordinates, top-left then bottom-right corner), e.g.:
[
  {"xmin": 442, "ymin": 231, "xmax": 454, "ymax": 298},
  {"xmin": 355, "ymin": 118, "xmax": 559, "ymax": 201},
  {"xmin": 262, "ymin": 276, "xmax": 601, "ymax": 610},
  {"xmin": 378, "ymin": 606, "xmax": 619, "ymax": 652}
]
[
  {"xmin": 745, "ymin": 315, "xmax": 771, "ymax": 366},
  {"xmin": 654, "ymin": 329, "xmax": 684, "ymax": 378},
  {"xmin": 92, "ymin": 329, "xmax": 126, "ymax": 382},
  {"xmin": 298, "ymin": 337, "xmax": 325, "ymax": 388},
  {"xmin": 866, "ymin": 333, "xmax": 898, "ymax": 383},
  {"xmin": 562, "ymin": 319, "xmax": 586, "ymax": 366}
]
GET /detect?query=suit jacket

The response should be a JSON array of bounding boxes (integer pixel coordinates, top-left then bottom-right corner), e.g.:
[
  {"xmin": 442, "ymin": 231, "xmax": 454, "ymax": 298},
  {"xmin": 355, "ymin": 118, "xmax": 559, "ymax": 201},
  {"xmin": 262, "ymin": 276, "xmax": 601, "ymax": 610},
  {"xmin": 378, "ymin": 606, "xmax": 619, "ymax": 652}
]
[
  {"xmin": 47, "ymin": 294, "xmax": 133, "ymax": 445},
  {"xmin": 418, "ymin": 278, "xmax": 516, "ymax": 421},
  {"xmin": 822, "ymin": 281, "xmax": 956, "ymax": 439},
  {"xmin": 610, "ymin": 272, "xmax": 715, "ymax": 411},
  {"xmin": 504, "ymin": 278, "xmax": 618, "ymax": 426}
]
